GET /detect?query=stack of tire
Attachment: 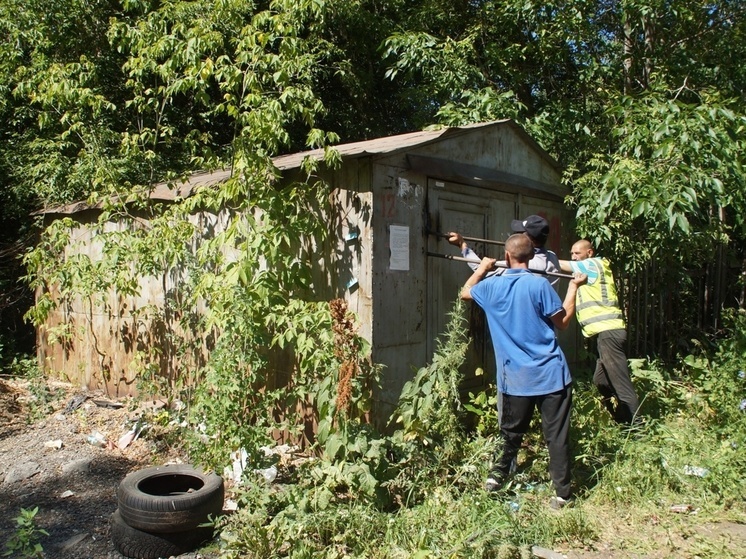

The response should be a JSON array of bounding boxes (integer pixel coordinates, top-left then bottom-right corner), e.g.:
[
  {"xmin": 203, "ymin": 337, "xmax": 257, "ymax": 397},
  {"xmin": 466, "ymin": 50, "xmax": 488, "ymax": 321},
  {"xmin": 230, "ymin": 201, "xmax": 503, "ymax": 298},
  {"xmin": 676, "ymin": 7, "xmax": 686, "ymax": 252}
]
[{"xmin": 111, "ymin": 464, "xmax": 225, "ymax": 559}]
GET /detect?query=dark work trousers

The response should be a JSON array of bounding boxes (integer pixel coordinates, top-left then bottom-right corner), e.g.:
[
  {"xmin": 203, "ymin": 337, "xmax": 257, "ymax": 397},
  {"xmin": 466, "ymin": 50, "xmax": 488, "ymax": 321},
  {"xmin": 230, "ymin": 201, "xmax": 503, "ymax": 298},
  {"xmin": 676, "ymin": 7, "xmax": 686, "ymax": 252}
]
[
  {"xmin": 495, "ymin": 384, "xmax": 573, "ymax": 499},
  {"xmin": 593, "ymin": 329, "xmax": 640, "ymax": 424}
]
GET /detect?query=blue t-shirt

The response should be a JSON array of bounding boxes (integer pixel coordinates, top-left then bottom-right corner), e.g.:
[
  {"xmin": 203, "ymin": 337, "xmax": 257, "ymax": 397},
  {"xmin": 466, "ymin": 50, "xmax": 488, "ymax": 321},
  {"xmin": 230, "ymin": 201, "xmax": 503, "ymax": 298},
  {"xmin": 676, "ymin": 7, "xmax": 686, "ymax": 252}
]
[{"xmin": 470, "ymin": 269, "xmax": 572, "ymax": 396}]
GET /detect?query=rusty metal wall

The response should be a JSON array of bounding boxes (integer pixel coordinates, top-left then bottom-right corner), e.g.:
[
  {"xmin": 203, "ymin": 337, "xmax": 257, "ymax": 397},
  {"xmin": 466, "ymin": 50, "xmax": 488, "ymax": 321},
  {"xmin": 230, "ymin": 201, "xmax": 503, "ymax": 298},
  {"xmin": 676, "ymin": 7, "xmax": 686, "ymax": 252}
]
[
  {"xmin": 369, "ymin": 156, "xmax": 429, "ymax": 422},
  {"xmin": 367, "ymin": 125, "xmax": 571, "ymax": 424}
]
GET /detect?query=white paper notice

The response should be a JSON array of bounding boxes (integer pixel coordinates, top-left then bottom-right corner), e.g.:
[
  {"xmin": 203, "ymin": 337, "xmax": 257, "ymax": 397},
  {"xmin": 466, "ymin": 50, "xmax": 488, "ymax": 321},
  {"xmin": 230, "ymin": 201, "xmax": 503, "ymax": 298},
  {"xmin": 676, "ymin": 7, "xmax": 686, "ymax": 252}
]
[{"xmin": 389, "ymin": 225, "xmax": 409, "ymax": 271}]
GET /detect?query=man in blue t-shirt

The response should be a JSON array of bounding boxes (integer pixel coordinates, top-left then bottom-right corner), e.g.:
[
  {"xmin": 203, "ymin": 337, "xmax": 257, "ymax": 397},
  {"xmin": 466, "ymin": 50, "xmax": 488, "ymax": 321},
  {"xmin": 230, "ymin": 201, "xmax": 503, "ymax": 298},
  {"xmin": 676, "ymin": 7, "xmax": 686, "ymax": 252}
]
[{"xmin": 461, "ymin": 234, "xmax": 586, "ymax": 508}]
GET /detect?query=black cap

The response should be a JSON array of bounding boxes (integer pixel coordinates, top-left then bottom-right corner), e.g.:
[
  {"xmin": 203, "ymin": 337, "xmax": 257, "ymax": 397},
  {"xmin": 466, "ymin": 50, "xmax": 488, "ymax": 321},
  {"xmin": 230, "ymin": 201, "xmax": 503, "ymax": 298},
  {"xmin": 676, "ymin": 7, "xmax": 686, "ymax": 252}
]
[{"xmin": 511, "ymin": 215, "xmax": 550, "ymax": 243}]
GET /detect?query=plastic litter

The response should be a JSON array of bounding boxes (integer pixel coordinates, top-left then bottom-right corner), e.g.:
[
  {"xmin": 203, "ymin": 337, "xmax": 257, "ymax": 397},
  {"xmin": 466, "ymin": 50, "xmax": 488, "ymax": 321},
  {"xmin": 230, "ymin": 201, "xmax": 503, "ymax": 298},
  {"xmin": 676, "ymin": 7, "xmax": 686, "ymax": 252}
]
[
  {"xmin": 224, "ymin": 499, "xmax": 238, "ymax": 512},
  {"xmin": 255, "ymin": 465, "xmax": 277, "ymax": 483},
  {"xmin": 117, "ymin": 420, "xmax": 148, "ymax": 450},
  {"xmin": 226, "ymin": 448, "xmax": 249, "ymax": 483},
  {"xmin": 669, "ymin": 504, "xmax": 693, "ymax": 513},
  {"xmin": 44, "ymin": 439, "xmax": 63, "ymax": 449},
  {"xmin": 86, "ymin": 431, "xmax": 106, "ymax": 447},
  {"xmin": 683, "ymin": 465, "xmax": 709, "ymax": 477},
  {"xmin": 117, "ymin": 428, "xmax": 137, "ymax": 450}
]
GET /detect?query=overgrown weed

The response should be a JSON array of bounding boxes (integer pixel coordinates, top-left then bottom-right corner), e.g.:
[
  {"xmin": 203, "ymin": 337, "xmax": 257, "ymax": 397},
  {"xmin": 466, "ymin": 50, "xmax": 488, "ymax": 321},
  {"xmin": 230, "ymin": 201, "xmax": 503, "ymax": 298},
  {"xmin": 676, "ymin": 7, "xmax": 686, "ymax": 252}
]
[
  {"xmin": 2, "ymin": 506, "xmax": 48, "ymax": 559},
  {"xmin": 210, "ymin": 305, "xmax": 745, "ymax": 557},
  {"xmin": 572, "ymin": 310, "xmax": 746, "ymax": 555},
  {"xmin": 213, "ymin": 300, "xmax": 600, "ymax": 557},
  {"xmin": 9, "ymin": 358, "xmax": 61, "ymax": 423}
]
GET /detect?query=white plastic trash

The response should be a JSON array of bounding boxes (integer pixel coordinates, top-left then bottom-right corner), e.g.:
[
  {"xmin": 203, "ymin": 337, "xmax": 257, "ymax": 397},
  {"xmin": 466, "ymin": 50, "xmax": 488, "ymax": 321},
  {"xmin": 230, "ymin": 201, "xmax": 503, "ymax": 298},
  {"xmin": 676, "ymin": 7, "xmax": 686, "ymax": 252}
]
[{"xmin": 683, "ymin": 465, "xmax": 709, "ymax": 477}]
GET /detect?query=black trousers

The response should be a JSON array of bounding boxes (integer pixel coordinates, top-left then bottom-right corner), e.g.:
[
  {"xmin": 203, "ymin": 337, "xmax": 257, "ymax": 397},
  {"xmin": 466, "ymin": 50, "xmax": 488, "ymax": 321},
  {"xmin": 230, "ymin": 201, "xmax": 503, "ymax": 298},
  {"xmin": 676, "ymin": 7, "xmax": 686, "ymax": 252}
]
[
  {"xmin": 495, "ymin": 384, "xmax": 573, "ymax": 499},
  {"xmin": 593, "ymin": 329, "xmax": 640, "ymax": 424}
]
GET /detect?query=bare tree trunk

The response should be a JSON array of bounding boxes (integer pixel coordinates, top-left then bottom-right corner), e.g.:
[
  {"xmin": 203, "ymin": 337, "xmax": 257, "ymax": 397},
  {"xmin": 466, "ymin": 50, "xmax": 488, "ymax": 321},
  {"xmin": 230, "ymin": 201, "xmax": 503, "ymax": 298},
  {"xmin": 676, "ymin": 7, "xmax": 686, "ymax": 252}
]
[
  {"xmin": 642, "ymin": 13, "xmax": 654, "ymax": 89},
  {"xmin": 623, "ymin": 17, "xmax": 633, "ymax": 94},
  {"xmin": 622, "ymin": 5, "xmax": 654, "ymax": 92}
]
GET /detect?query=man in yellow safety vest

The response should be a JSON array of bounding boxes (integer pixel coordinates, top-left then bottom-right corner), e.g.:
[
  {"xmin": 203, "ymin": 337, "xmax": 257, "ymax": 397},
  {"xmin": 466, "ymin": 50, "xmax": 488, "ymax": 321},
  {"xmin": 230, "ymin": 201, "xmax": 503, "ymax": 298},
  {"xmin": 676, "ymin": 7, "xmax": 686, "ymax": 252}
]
[{"xmin": 558, "ymin": 240, "xmax": 640, "ymax": 424}]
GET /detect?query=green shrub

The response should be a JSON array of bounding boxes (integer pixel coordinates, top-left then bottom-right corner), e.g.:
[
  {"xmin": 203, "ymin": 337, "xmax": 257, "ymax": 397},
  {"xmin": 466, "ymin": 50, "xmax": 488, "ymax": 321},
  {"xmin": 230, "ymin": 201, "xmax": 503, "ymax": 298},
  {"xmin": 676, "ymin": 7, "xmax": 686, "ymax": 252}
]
[
  {"xmin": 214, "ymin": 296, "xmax": 746, "ymax": 558},
  {"xmin": 2, "ymin": 507, "xmax": 48, "ymax": 559}
]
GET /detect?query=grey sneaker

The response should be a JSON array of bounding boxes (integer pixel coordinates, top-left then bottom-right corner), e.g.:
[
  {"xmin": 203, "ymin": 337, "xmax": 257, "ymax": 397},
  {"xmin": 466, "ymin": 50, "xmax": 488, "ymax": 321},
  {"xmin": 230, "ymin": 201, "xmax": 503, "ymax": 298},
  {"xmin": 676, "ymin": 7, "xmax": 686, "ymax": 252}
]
[{"xmin": 549, "ymin": 496, "xmax": 574, "ymax": 510}]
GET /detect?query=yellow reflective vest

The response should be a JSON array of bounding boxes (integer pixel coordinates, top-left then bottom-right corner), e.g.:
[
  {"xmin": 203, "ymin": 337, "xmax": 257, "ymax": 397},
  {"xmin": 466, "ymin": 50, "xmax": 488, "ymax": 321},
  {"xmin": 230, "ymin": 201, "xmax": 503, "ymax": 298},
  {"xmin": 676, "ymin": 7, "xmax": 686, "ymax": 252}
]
[{"xmin": 573, "ymin": 257, "xmax": 626, "ymax": 337}]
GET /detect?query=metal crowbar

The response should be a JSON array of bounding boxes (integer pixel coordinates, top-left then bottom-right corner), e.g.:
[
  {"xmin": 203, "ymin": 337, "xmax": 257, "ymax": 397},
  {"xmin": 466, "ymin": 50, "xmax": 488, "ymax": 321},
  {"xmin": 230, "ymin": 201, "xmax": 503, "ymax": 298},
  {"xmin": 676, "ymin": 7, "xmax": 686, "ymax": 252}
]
[
  {"xmin": 427, "ymin": 252, "xmax": 575, "ymax": 280},
  {"xmin": 428, "ymin": 231, "xmax": 505, "ymax": 246}
]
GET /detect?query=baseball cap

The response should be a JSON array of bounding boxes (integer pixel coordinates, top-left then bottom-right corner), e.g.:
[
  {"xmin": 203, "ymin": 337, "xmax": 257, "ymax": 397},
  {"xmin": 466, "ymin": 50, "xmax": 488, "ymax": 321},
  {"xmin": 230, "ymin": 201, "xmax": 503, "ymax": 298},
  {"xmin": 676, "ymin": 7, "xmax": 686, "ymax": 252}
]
[{"xmin": 511, "ymin": 215, "xmax": 550, "ymax": 241}]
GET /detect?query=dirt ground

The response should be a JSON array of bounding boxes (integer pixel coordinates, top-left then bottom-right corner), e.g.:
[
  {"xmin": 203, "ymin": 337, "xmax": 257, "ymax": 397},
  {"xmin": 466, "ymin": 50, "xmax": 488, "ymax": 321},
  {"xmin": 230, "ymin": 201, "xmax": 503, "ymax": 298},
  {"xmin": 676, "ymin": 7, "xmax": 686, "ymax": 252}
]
[
  {"xmin": 0, "ymin": 377, "xmax": 220, "ymax": 559},
  {"xmin": 1, "ymin": 377, "xmax": 744, "ymax": 559}
]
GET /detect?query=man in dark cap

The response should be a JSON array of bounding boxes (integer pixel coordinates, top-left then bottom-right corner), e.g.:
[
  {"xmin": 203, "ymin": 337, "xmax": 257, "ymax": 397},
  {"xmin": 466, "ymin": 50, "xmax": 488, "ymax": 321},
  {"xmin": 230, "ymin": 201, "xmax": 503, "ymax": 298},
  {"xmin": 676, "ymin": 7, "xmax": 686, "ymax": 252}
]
[
  {"xmin": 509, "ymin": 215, "xmax": 561, "ymax": 288},
  {"xmin": 448, "ymin": 214, "xmax": 561, "ymax": 289}
]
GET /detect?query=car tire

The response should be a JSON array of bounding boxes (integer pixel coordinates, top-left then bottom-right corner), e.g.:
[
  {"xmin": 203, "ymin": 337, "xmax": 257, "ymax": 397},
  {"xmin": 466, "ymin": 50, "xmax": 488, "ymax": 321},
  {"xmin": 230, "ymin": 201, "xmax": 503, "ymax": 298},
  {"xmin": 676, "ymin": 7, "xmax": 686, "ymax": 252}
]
[
  {"xmin": 117, "ymin": 463, "xmax": 224, "ymax": 533},
  {"xmin": 110, "ymin": 509, "xmax": 213, "ymax": 559}
]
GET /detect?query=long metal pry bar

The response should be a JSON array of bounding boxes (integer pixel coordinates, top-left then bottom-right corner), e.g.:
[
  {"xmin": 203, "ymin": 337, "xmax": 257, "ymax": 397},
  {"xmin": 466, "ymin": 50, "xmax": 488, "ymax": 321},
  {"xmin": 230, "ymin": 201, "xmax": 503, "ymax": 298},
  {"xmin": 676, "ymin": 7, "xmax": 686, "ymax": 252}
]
[
  {"xmin": 429, "ymin": 231, "xmax": 505, "ymax": 246},
  {"xmin": 427, "ymin": 252, "xmax": 575, "ymax": 280}
]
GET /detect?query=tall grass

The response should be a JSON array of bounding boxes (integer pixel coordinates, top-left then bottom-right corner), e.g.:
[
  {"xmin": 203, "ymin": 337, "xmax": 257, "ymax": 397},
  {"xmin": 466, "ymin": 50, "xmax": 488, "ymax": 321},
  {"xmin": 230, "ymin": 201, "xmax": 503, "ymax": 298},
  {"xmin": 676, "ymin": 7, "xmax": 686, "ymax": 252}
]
[{"xmin": 214, "ymin": 308, "xmax": 746, "ymax": 558}]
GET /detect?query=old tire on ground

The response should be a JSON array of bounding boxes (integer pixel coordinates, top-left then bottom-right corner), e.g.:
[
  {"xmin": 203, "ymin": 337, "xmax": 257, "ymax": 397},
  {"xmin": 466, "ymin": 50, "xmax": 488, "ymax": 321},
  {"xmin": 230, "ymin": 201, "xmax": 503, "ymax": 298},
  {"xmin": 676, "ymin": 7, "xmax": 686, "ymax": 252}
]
[
  {"xmin": 110, "ymin": 509, "xmax": 213, "ymax": 559},
  {"xmin": 117, "ymin": 463, "xmax": 224, "ymax": 533}
]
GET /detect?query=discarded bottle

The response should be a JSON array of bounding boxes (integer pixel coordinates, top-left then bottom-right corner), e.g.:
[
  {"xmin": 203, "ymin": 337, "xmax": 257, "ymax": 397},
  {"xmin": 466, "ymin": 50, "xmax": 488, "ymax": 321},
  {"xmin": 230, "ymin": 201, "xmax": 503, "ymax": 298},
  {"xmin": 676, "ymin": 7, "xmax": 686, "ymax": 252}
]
[{"xmin": 86, "ymin": 431, "xmax": 106, "ymax": 447}]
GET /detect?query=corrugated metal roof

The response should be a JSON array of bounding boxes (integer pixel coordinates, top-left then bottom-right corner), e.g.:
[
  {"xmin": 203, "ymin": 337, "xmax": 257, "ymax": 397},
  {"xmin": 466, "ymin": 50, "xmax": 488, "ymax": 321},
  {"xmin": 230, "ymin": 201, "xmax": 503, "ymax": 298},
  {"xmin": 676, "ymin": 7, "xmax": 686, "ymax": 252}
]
[
  {"xmin": 273, "ymin": 120, "xmax": 508, "ymax": 170},
  {"xmin": 43, "ymin": 120, "xmax": 557, "ymax": 214},
  {"xmin": 149, "ymin": 169, "xmax": 231, "ymax": 199}
]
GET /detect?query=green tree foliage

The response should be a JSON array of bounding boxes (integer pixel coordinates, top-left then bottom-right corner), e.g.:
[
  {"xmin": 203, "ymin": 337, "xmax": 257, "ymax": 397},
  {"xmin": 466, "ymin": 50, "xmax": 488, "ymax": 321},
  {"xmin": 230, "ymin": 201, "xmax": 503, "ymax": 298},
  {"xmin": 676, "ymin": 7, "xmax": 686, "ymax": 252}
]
[
  {"xmin": 17, "ymin": 0, "xmax": 358, "ymax": 466},
  {"xmin": 0, "ymin": 0, "xmax": 133, "ymax": 363},
  {"xmin": 380, "ymin": 1, "xmax": 746, "ymax": 253},
  {"xmin": 3, "ymin": 0, "xmax": 746, "ymax": 443},
  {"xmin": 0, "ymin": 0, "xmax": 128, "ymax": 206},
  {"xmin": 572, "ymin": 88, "xmax": 746, "ymax": 269},
  {"xmin": 380, "ymin": 0, "xmax": 746, "ymax": 353}
]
